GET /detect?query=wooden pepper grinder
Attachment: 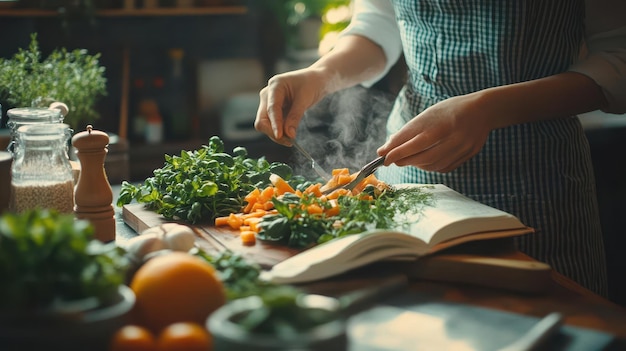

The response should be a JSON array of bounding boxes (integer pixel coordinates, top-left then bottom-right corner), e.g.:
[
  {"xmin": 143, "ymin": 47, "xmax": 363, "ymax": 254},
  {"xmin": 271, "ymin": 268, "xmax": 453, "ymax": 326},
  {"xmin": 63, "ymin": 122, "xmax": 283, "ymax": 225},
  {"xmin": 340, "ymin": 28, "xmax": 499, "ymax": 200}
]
[{"xmin": 72, "ymin": 125, "xmax": 115, "ymax": 242}]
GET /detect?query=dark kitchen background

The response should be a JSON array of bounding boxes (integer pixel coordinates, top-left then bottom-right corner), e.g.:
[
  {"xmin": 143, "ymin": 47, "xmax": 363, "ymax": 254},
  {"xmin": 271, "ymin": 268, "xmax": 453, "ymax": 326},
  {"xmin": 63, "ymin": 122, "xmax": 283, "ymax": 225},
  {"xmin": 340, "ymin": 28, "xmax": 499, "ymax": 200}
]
[{"xmin": 0, "ymin": 0, "xmax": 624, "ymax": 306}]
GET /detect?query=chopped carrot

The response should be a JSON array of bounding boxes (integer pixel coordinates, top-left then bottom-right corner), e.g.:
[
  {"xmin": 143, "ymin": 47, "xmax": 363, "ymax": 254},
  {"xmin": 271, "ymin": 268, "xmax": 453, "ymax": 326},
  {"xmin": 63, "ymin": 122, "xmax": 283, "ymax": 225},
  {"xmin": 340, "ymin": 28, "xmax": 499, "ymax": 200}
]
[
  {"xmin": 240, "ymin": 230, "xmax": 256, "ymax": 245},
  {"xmin": 244, "ymin": 216, "xmax": 263, "ymax": 225},
  {"xmin": 226, "ymin": 213, "xmax": 243, "ymax": 230},
  {"xmin": 325, "ymin": 188, "xmax": 351, "ymax": 200},
  {"xmin": 332, "ymin": 168, "xmax": 350, "ymax": 176},
  {"xmin": 325, "ymin": 206, "xmax": 341, "ymax": 217},
  {"xmin": 245, "ymin": 217, "xmax": 263, "ymax": 232},
  {"xmin": 215, "ymin": 216, "xmax": 229, "ymax": 227},
  {"xmin": 306, "ymin": 203, "xmax": 324, "ymax": 215},
  {"xmin": 260, "ymin": 186, "xmax": 275, "ymax": 202},
  {"xmin": 242, "ymin": 201, "xmax": 255, "ymax": 214},
  {"xmin": 244, "ymin": 188, "xmax": 261, "ymax": 203},
  {"xmin": 304, "ymin": 183, "xmax": 323, "ymax": 197},
  {"xmin": 252, "ymin": 202, "xmax": 274, "ymax": 211},
  {"xmin": 270, "ymin": 174, "xmax": 295, "ymax": 195},
  {"xmin": 242, "ymin": 210, "xmax": 268, "ymax": 219},
  {"xmin": 324, "ymin": 199, "xmax": 340, "ymax": 217},
  {"xmin": 352, "ymin": 174, "xmax": 380, "ymax": 194},
  {"xmin": 337, "ymin": 174, "xmax": 354, "ymax": 186}
]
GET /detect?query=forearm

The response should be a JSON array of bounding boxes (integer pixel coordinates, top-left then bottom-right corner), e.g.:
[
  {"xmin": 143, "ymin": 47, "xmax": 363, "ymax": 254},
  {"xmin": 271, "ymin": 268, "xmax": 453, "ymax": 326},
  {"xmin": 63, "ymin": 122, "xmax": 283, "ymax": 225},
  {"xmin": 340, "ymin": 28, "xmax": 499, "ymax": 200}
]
[
  {"xmin": 309, "ymin": 34, "xmax": 387, "ymax": 95},
  {"xmin": 481, "ymin": 71, "xmax": 607, "ymax": 129}
]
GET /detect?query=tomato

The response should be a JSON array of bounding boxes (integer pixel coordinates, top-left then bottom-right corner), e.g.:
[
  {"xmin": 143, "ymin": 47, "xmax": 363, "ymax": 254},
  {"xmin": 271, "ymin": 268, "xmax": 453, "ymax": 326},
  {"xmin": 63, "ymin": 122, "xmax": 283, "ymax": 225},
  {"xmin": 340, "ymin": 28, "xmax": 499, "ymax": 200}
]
[
  {"xmin": 109, "ymin": 325, "xmax": 156, "ymax": 351},
  {"xmin": 156, "ymin": 322, "xmax": 213, "ymax": 351}
]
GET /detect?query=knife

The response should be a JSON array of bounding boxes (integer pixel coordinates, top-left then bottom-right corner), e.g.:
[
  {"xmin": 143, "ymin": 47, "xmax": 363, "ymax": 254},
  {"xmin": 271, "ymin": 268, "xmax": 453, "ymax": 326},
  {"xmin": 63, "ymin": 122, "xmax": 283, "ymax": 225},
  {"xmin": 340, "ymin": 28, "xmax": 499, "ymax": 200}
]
[
  {"xmin": 288, "ymin": 138, "xmax": 332, "ymax": 182},
  {"xmin": 321, "ymin": 155, "xmax": 386, "ymax": 195}
]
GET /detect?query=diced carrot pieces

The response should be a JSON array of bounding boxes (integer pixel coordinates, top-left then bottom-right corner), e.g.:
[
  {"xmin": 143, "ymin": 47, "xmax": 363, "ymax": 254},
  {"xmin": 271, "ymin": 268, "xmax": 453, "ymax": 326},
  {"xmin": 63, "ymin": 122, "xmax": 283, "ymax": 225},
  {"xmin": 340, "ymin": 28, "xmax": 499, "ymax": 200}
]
[
  {"xmin": 242, "ymin": 210, "xmax": 267, "ymax": 219},
  {"xmin": 260, "ymin": 186, "xmax": 275, "ymax": 202},
  {"xmin": 326, "ymin": 188, "xmax": 351, "ymax": 199},
  {"xmin": 246, "ymin": 219, "xmax": 262, "ymax": 232},
  {"xmin": 244, "ymin": 188, "xmax": 261, "ymax": 202},
  {"xmin": 242, "ymin": 201, "xmax": 255, "ymax": 214},
  {"xmin": 323, "ymin": 198, "xmax": 340, "ymax": 216},
  {"xmin": 240, "ymin": 230, "xmax": 256, "ymax": 245},
  {"xmin": 320, "ymin": 180, "xmax": 336, "ymax": 193},
  {"xmin": 215, "ymin": 216, "xmax": 229, "ymax": 227},
  {"xmin": 270, "ymin": 174, "xmax": 295, "ymax": 195},
  {"xmin": 332, "ymin": 168, "xmax": 350, "ymax": 176},
  {"xmin": 304, "ymin": 183, "xmax": 323, "ymax": 197},
  {"xmin": 251, "ymin": 203, "xmax": 265, "ymax": 211},
  {"xmin": 240, "ymin": 225, "xmax": 251, "ymax": 231},
  {"xmin": 252, "ymin": 202, "xmax": 274, "ymax": 211},
  {"xmin": 337, "ymin": 174, "xmax": 354, "ymax": 186},
  {"xmin": 244, "ymin": 216, "xmax": 262, "ymax": 225},
  {"xmin": 324, "ymin": 204, "xmax": 340, "ymax": 217},
  {"xmin": 227, "ymin": 213, "xmax": 243, "ymax": 230},
  {"xmin": 306, "ymin": 203, "xmax": 324, "ymax": 215}
]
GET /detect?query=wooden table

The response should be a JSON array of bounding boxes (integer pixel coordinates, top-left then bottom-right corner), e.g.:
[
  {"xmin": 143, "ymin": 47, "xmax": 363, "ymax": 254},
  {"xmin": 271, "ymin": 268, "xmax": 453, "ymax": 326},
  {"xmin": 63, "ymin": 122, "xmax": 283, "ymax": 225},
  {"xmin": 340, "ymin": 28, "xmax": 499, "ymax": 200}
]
[{"xmin": 114, "ymin": 190, "xmax": 626, "ymax": 350}]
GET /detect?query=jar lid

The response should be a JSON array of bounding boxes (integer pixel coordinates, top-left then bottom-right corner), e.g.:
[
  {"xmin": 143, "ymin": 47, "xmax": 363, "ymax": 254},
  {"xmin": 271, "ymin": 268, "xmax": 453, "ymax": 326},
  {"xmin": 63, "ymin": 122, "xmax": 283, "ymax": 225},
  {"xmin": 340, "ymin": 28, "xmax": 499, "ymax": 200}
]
[{"xmin": 7, "ymin": 107, "xmax": 62, "ymax": 124}]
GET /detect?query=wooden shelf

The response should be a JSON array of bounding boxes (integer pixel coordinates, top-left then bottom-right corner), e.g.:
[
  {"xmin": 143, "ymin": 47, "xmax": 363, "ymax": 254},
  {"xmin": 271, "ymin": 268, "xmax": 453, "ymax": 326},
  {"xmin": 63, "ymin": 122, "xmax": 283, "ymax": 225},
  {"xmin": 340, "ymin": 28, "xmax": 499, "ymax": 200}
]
[{"xmin": 0, "ymin": 6, "xmax": 247, "ymax": 17}]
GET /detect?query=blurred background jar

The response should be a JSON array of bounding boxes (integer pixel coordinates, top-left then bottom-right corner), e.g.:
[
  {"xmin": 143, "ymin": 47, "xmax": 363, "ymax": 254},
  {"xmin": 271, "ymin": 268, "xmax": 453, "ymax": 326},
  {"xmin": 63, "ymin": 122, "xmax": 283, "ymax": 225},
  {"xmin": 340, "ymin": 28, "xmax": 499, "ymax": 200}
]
[{"xmin": 9, "ymin": 123, "xmax": 74, "ymax": 214}]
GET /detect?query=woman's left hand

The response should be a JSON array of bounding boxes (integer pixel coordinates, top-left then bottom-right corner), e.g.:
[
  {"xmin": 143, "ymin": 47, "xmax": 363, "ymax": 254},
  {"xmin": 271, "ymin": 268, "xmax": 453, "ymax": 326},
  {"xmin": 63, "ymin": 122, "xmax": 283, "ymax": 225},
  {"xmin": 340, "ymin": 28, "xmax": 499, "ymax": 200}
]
[{"xmin": 377, "ymin": 92, "xmax": 496, "ymax": 173}]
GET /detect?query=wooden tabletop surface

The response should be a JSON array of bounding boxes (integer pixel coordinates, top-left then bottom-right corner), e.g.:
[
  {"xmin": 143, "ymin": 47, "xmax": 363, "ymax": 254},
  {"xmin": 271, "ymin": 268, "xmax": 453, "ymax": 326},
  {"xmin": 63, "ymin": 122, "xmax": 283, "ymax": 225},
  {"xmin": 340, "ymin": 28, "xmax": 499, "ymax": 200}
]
[{"xmin": 112, "ymin": 186, "xmax": 626, "ymax": 350}]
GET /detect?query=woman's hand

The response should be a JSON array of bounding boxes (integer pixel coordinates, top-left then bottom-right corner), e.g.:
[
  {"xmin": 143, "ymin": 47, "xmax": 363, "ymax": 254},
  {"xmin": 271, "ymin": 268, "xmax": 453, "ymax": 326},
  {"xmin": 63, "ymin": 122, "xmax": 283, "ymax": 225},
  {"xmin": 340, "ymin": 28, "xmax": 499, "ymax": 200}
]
[
  {"xmin": 255, "ymin": 68, "xmax": 328, "ymax": 144},
  {"xmin": 377, "ymin": 92, "xmax": 495, "ymax": 173},
  {"xmin": 255, "ymin": 35, "xmax": 388, "ymax": 145}
]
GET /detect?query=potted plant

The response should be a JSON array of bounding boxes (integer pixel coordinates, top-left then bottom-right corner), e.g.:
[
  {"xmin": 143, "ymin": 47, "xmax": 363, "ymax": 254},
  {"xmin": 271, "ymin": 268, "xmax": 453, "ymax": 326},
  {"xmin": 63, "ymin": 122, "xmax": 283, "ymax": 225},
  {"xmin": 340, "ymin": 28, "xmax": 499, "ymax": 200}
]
[
  {"xmin": 0, "ymin": 209, "xmax": 133, "ymax": 351},
  {"xmin": 257, "ymin": 0, "xmax": 351, "ymax": 51},
  {"xmin": 0, "ymin": 32, "xmax": 107, "ymax": 131}
]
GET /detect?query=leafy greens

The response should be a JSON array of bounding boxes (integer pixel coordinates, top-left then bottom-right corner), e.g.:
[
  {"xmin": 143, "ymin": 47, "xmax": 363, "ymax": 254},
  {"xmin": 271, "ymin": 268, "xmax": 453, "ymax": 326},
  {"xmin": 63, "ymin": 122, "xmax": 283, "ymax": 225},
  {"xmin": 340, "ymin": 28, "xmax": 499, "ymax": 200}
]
[{"xmin": 117, "ymin": 136, "xmax": 301, "ymax": 224}]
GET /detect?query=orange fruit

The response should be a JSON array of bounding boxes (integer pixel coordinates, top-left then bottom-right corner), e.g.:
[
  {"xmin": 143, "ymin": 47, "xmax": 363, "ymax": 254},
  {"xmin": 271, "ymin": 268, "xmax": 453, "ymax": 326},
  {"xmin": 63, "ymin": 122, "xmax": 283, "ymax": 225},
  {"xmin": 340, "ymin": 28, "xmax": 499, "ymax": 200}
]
[
  {"xmin": 156, "ymin": 322, "xmax": 213, "ymax": 351},
  {"xmin": 109, "ymin": 325, "xmax": 157, "ymax": 351},
  {"xmin": 130, "ymin": 252, "xmax": 226, "ymax": 333}
]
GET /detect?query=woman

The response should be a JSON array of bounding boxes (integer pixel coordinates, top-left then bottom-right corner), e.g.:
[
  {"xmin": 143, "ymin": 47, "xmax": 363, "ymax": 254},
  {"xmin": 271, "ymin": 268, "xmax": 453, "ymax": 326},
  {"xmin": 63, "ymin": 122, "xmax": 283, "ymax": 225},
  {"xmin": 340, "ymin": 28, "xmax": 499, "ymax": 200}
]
[{"xmin": 254, "ymin": 0, "xmax": 626, "ymax": 296}]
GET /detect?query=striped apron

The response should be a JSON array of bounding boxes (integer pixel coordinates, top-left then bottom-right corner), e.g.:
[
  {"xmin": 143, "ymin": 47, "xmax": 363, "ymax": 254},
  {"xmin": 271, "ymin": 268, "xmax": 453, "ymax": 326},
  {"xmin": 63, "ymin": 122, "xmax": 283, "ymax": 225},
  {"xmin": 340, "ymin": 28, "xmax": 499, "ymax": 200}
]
[{"xmin": 377, "ymin": 0, "xmax": 608, "ymax": 296}]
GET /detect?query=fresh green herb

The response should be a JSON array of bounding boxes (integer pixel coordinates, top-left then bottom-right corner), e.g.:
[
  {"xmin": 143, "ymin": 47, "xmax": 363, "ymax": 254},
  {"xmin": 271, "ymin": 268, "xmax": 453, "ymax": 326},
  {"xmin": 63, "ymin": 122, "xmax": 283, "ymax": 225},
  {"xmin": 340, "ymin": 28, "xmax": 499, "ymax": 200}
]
[
  {"xmin": 0, "ymin": 33, "xmax": 107, "ymax": 130},
  {"xmin": 117, "ymin": 136, "xmax": 301, "ymax": 224},
  {"xmin": 233, "ymin": 286, "xmax": 335, "ymax": 335},
  {"xmin": 258, "ymin": 185, "xmax": 434, "ymax": 248},
  {"xmin": 194, "ymin": 248, "xmax": 268, "ymax": 301},
  {"xmin": 0, "ymin": 209, "xmax": 129, "ymax": 311},
  {"xmin": 257, "ymin": 192, "xmax": 335, "ymax": 248}
]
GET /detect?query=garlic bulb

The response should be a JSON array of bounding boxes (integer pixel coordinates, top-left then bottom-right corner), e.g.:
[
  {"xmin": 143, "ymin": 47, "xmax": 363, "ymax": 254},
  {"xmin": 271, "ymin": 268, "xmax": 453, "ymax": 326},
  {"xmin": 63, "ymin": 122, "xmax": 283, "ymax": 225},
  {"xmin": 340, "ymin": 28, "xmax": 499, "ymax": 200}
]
[{"xmin": 124, "ymin": 223, "xmax": 196, "ymax": 262}]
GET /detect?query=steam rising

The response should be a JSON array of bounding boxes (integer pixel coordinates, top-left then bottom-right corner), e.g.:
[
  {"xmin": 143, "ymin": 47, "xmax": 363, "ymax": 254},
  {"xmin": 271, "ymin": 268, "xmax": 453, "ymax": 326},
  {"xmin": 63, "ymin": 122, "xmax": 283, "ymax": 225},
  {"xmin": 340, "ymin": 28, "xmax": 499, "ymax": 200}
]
[{"xmin": 293, "ymin": 85, "xmax": 395, "ymax": 178}]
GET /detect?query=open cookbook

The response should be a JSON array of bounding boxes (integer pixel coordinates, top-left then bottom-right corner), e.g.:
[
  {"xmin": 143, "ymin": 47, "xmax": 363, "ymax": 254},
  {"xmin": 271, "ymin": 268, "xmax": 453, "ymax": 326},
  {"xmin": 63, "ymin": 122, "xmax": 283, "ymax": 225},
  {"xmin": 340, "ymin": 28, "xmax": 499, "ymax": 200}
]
[{"xmin": 260, "ymin": 184, "xmax": 533, "ymax": 284}]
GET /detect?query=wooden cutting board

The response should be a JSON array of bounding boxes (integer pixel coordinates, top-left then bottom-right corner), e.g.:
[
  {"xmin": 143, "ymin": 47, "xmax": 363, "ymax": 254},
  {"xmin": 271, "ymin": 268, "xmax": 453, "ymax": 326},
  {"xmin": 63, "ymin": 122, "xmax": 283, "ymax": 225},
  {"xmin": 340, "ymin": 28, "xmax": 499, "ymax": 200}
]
[{"xmin": 122, "ymin": 203, "xmax": 552, "ymax": 293}]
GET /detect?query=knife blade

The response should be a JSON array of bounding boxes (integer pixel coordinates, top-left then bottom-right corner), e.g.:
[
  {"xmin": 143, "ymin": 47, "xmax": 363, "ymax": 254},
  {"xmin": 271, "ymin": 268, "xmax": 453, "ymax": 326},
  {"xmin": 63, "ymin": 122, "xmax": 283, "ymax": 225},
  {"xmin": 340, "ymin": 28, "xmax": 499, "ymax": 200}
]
[{"xmin": 288, "ymin": 138, "xmax": 332, "ymax": 182}]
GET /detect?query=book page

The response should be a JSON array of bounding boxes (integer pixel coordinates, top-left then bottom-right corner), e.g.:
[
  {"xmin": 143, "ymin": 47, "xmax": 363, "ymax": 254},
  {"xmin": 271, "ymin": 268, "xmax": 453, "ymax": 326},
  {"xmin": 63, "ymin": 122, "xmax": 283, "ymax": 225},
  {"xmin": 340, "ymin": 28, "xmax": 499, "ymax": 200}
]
[
  {"xmin": 396, "ymin": 184, "xmax": 526, "ymax": 246},
  {"xmin": 261, "ymin": 184, "xmax": 531, "ymax": 284}
]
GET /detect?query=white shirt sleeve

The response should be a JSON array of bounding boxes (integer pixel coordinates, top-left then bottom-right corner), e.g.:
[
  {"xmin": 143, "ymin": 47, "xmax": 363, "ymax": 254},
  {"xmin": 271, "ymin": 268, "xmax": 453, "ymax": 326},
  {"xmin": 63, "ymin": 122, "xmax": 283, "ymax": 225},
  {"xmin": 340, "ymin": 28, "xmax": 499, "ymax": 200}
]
[
  {"xmin": 568, "ymin": 1, "xmax": 626, "ymax": 114},
  {"xmin": 339, "ymin": 0, "xmax": 403, "ymax": 87}
]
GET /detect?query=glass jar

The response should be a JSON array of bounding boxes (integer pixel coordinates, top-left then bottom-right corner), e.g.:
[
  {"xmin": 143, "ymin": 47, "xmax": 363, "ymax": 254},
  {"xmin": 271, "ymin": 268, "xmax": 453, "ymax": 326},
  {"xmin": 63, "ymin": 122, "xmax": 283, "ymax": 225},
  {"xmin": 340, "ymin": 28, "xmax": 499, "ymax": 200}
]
[
  {"xmin": 9, "ymin": 123, "xmax": 74, "ymax": 214},
  {"xmin": 6, "ymin": 107, "xmax": 63, "ymax": 154}
]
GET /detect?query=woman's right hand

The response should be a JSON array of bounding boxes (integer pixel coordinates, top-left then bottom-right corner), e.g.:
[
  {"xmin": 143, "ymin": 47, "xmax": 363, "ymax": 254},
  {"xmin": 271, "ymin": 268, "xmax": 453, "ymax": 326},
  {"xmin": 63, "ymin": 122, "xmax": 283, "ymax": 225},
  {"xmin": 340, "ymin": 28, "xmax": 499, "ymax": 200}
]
[{"xmin": 254, "ymin": 67, "xmax": 329, "ymax": 145}]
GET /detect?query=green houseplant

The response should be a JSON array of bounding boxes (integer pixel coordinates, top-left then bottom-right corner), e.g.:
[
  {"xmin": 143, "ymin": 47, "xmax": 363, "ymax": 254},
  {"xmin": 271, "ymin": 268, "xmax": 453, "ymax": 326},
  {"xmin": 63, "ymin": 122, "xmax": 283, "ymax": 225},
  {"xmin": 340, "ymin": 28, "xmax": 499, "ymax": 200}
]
[
  {"xmin": 258, "ymin": 0, "xmax": 351, "ymax": 51},
  {"xmin": 0, "ymin": 209, "xmax": 133, "ymax": 350},
  {"xmin": 0, "ymin": 33, "xmax": 107, "ymax": 130}
]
